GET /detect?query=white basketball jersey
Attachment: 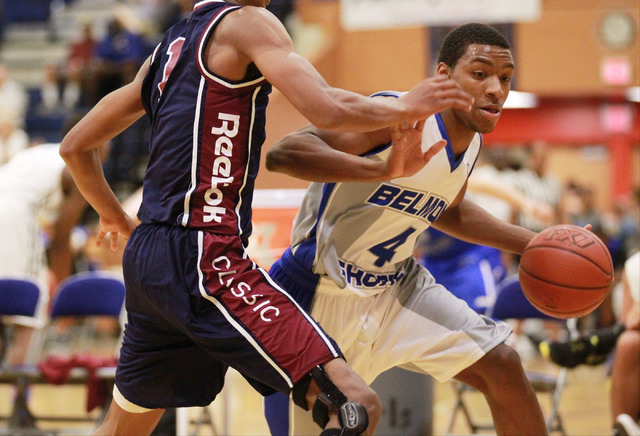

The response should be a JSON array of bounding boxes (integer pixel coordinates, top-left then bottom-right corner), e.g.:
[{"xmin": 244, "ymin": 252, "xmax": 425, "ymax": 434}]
[
  {"xmin": 0, "ymin": 143, "xmax": 66, "ymax": 217},
  {"xmin": 289, "ymin": 107, "xmax": 482, "ymax": 296},
  {"xmin": 0, "ymin": 143, "xmax": 66, "ymax": 278}
]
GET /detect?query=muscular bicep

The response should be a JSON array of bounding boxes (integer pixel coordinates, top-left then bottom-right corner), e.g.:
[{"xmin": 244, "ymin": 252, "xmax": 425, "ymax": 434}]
[
  {"xmin": 215, "ymin": 7, "xmax": 381, "ymax": 130},
  {"xmin": 225, "ymin": 9, "xmax": 336, "ymax": 115}
]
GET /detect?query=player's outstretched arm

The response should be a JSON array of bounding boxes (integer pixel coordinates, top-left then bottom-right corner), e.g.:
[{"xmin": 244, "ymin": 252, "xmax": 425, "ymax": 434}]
[
  {"xmin": 266, "ymin": 121, "xmax": 443, "ymax": 182},
  {"xmin": 218, "ymin": 7, "xmax": 473, "ymax": 132}
]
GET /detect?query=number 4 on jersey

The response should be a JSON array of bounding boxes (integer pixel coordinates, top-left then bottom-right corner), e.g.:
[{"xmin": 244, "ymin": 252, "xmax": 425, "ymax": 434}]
[{"xmin": 369, "ymin": 227, "xmax": 416, "ymax": 267}]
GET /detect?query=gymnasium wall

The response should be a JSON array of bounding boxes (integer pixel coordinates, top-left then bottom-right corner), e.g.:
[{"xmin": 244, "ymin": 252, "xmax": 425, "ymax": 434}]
[{"xmin": 256, "ymin": 0, "xmax": 639, "ymax": 212}]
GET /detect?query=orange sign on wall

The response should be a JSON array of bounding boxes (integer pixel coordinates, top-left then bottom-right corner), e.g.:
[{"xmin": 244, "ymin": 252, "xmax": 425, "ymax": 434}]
[{"xmin": 246, "ymin": 189, "xmax": 306, "ymax": 270}]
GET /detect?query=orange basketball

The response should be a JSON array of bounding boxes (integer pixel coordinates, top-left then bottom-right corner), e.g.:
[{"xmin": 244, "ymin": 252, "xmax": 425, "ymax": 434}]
[{"xmin": 519, "ymin": 225, "xmax": 614, "ymax": 319}]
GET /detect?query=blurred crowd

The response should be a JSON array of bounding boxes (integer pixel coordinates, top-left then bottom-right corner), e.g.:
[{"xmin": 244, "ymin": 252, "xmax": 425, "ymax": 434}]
[{"xmin": 0, "ymin": 0, "xmax": 296, "ymax": 189}]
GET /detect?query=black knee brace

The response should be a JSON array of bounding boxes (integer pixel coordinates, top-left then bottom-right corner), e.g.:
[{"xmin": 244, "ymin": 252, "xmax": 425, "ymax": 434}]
[{"xmin": 292, "ymin": 365, "xmax": 369, "ymax": 435}]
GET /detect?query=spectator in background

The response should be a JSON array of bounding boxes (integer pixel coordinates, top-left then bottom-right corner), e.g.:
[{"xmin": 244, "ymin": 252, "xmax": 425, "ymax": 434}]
[
  {"xmin": 606, "ymin": 188, "xmax": 640, "ymax": 269},
  {"xmin": 39, "ymin": 21, "xmax": 97, "ymax": 113},
  {"xmin": 0, "ymin": 105, "xmax": 30, "ymax": 164},
  {"xmin": 85, "ymin": 14, "xmax": 147, "ymax": 105},
  {"xmin": 611, "ymin": 250, "xmax": 640, "ymax": 436},
  {"xmin": 68, "ymin": 20, "xmax": 97, "ymax": 68},
  {"xmin": 0, "ymin": 116, "xmax": 105, "ymax": 364},
  {"xmin": 0, "ymin": 64, "xmax": 28, "ymax": 127},
  {"xmin": 505, "ymin": 141, "xmax": 562, "ymax": 232},
  {"xmin": 562, "ymin": 181, "xmax": 605, "ymax": 239},
  {"xmin": 65, "ymin": 20, "xmax": 97, "ymax": 108},
  {"xmin": 40, "ymin": 61, "xmax": 82, "ymax": 113},
  {"xmin": 561, "ymin": 180, "xmax": 619, "ymax": 327},
  {"xmin": 497, "ymin": 142, "xmax": 564, "ymax": 346}
]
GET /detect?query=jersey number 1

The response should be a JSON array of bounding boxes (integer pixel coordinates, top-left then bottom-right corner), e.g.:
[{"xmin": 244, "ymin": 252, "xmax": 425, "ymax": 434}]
[{"xmin": 158, "ymin": 37, "xmax": 185, "ymax": 95}]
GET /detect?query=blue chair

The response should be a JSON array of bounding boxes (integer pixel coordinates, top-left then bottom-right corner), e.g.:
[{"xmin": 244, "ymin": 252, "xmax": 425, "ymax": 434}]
[
  {"xmin": 0, "ymin": 275, "xmax": 49, "ymax": 365},
  {"xmin": 50, "ymin": 271, "xmax": 125, "ymax": 320},
  {"xmin": 0, "ymin": 275, "xmax": 49, "ymax": 430},
  {"xmin": 0, "ymin": 271, "xmax": 125, "ymax": 432},
  {"xmin": 3, "ymin": 0, "xmax": 53, "ymax": 24}
]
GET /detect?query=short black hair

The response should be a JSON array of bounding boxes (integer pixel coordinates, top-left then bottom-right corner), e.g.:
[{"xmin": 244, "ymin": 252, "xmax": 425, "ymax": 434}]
[{"xmin": 437, "ymin": 23, "xmax": 511, "ymax": 68}]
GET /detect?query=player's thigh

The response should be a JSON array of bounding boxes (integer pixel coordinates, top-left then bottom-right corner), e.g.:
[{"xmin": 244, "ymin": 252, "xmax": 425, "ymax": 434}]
[
  {"xmin": 116, "ymin": 306, "xmax": 228, "ymax": 409},
  {"xmin": 376, "ymin": 260, "xmax": 512, "ymax": 382},
  {"xmin": 309, "ymin": 278, "xmax": 381, "ymax": 354}
]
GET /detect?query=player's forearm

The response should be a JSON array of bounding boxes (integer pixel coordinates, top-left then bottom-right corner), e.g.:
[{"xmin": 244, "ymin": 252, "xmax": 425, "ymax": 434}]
[
  {"xmin": 433, "ymin": 199, "xmax": 536, "ymax": 254},
  {"xmin": 270, "ymin": 58, "xmax": 471, "ymax": 133},
  {"xmin": 60, "ymin": 149, "xmax": 127, "ymax": 224},
  {"xmin": 303, "ymin": 88, "xmax": 413, "ymax": 133},
  {"xmin": 266, "ymin": 133, "xmax": 390, "ymax": 182}
]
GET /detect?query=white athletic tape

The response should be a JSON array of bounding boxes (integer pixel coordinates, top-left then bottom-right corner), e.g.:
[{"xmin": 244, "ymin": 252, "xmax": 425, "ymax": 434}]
[{"xmin": 113, "ymin": 385, "xmax": 155, "ymax": 414}]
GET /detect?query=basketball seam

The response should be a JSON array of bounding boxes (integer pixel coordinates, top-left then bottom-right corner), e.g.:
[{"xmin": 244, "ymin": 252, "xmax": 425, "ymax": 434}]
[
  {"xmin": 519, "ymin": 269, "xmax": 608, "ymax": 316},
  {"xmin": 524, "ymin": 243, "xmax": 614, "ymax": 278},
  {"xmin": 518, "ymin": 265, "xmax": 611, "ymax": 291}
]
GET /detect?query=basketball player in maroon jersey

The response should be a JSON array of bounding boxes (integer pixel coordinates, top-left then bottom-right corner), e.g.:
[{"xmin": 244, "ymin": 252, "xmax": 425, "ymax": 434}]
[{"xmin": 60, "ymin": 1, "xmax": 473, "ymax": 435}]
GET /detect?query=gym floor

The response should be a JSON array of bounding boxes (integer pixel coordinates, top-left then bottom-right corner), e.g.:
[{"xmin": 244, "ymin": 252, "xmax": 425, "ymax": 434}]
[{"xmin": 0, "ymin": 351, "xmax": 612, "ymax": 435}]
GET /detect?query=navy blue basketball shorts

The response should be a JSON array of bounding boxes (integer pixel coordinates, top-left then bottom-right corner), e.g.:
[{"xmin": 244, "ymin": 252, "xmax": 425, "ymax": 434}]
[{"xmin": 115, "ymin": 224, "xmax": 342, "ymax": 410}]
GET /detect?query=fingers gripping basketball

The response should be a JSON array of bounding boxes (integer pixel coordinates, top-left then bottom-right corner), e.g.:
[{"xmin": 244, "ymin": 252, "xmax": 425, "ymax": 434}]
[{"xmin": 519, "ymin": 225, "xmax": 614, "ymax": 319}]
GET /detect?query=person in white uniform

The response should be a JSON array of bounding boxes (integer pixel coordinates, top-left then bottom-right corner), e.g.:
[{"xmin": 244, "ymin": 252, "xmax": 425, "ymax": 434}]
[
  {"xmin": 0, "ymin": 139, "xmax": 91, "ymax": 364},
  {"xmin": 263, "ymin": 23, "xmax": 548, "ymax": 435}
]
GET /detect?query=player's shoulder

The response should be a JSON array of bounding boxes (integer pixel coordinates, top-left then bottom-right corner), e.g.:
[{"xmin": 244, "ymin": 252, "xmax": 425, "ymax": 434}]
[{"xmin": 218, "ymin": 3, "xmax": 278, "ymax": 26}]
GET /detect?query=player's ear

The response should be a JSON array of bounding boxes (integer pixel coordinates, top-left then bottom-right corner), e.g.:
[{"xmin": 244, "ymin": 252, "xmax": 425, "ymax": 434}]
[{"xmin": 436, "ymin": 62, "xmax": 451, "ymax": 79}]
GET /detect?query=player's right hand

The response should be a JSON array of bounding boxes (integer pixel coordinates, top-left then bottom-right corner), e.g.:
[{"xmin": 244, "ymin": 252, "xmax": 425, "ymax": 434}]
[
  {"xmin": 96, "ymin": 213, "xmax": 137, "ymax": 251},
  {"xmin": 401, "ymin": 76, "xmax": 473, "ymax": 121}
]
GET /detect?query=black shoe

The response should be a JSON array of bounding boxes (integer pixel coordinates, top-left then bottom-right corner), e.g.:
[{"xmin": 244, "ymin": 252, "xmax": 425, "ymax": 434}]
[
  {"xmin": 613, "ymin": 414, "xmax": 640, "ymax": 436},
  {"xmin": 539, "ymin": 324, "xmax": 625, "ymax": 368}
]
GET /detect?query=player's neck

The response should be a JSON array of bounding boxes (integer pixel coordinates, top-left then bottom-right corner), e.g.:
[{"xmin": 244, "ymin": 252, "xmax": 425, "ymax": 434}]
[{"xmin": 440, "ymin": 110, "xmax": 476, "ymax": 158}]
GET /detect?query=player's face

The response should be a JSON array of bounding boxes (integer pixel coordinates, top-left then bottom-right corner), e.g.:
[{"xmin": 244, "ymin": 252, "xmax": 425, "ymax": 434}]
[{"xmin": 448, "ymin": 44, "xmax": 514, "ymax": 134}]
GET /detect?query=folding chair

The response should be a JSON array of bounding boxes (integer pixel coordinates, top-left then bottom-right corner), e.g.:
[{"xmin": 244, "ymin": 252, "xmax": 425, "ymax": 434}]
[
  {"xmin": 446, "ymin": 275, "xmax": 576, "ymax": 435},
  {"xmin": 49, "ymin": 271, "xmax": 125, "ymax": 323},
  {"xmin": 0, "ymin": 271, "xmax": 126, "ymax": 434},
  {"xmin": 0, "ymin": 275, "xmax": 49, "ymax": 365},
  {"xmin": 0, "ymin": 275, "xmax": 50, "ymax": 431}
]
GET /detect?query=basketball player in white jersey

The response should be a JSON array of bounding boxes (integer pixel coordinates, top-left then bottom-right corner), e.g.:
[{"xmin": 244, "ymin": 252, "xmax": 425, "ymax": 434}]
[
  {"xmin": 263, "ymin": 23, "xmax": 548, "ymax": 435},
  {"xmin": 0, "ymin": 140, "xmax": 92, "ymax": 364}
]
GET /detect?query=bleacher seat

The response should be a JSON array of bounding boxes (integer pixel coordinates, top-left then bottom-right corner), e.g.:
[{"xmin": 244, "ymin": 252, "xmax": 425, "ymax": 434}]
[
  {"xmin": 24, "ymin": 88, "xmax": 68, "ymax": 143},
  {"xmin": 3, "ymin": 0, "xmax": 53, "ymax": 24}
]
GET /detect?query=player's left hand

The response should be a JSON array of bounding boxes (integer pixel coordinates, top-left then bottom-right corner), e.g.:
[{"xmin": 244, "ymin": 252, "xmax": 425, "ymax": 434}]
[{"xmin": 386, "ymin": 120, "xmax": 445, "ymax": 179}]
